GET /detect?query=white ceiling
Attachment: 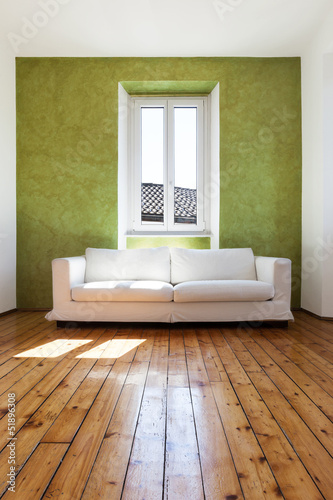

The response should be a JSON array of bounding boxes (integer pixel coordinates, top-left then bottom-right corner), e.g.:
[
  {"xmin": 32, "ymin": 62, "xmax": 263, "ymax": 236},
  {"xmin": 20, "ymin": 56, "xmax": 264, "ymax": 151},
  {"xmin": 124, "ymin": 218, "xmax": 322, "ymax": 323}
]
[{"xmin": 1, "ymin": 0, "xmax": 333, "ymax": 58}]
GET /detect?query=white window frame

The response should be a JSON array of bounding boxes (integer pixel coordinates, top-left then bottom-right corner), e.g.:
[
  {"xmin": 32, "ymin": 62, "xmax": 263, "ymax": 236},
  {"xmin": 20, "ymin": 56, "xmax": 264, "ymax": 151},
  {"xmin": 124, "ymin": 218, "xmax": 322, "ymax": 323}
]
[{"xmin": 131, "ymin": 96, "xmax": 207, "ymax": 233}]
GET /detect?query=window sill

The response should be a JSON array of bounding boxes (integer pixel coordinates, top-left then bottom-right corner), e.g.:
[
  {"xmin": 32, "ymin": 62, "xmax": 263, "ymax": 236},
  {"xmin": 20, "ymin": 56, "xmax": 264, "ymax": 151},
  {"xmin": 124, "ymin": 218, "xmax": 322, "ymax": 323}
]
[{"xmin": 126, "ymin": 232, "xmax": 212, "ymax": 237}]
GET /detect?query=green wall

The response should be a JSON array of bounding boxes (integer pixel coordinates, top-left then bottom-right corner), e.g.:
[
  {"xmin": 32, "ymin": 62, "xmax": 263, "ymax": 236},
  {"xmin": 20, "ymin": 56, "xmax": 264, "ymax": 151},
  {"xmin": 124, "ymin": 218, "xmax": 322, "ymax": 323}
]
[
  {"xmin": 126, "ymin": 237, "xmax": 211, "ymax": 250},
  {"xmin": 16, "ymin": 57, "xmax": 302, "ymax": 308}
]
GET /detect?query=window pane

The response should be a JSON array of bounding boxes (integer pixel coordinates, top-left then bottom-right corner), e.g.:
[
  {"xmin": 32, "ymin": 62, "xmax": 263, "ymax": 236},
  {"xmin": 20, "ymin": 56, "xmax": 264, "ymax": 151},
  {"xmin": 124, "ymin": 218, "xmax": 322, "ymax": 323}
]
[
  {"xmin": 174, "ymin": 107, "xmax": 197, "ymax": 224},
  {"xmin": 141, "ymin": 107, "xmax": 164, "ymax": 224}
]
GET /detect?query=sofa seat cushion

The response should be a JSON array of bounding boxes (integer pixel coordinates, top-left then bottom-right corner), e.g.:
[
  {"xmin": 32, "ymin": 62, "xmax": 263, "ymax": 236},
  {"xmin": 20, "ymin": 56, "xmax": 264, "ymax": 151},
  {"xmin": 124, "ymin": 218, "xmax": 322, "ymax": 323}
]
[
  {"xmin": 170, "ymin": 247, "xmax": 257, "ymax": 284},
  {"xmin": 173, "ymin": 280, "xmax": 275, "ymax": 303},
  {"xmin": 72, "ymin": 281, "xmax": 174, "ymax": 302}
]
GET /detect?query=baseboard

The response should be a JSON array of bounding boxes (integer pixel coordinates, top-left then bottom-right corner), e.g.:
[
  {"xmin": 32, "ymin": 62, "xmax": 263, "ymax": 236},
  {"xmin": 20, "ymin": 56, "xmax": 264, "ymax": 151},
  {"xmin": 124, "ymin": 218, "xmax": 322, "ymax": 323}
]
[
  {"xmin": 17, "ymin": 308, "xmax": 51, "ymax": 312},
  {"xmin": 300, "ymin": 308, "xmax": 333, "ymax": 321},
  {"xmin": 0, "ymin": 308, "xmax": 17, "ymax": 317}
]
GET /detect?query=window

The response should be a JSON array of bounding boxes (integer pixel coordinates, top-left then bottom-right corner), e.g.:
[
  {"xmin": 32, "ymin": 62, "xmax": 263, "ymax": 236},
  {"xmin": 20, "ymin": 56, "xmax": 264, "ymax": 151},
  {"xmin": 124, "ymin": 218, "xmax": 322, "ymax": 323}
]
[
  {"xmin": 131, "ymin": 97, "xmax": 207, "ymax": 232},
  {"xmin": 118, "ymin": 82, "xmax": 220, "ymax": 249}
]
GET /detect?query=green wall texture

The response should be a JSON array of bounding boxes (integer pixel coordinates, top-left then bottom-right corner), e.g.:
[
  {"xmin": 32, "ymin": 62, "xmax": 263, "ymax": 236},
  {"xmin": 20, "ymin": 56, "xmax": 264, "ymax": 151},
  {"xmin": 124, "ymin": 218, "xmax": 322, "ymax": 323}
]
[
  {"xmin": 16, "ymin": 57, "xmax": 302, "ymax": 308},
  {"xmin": 126, "ymin": 237, "xmax": 211, "ymax": 250}
]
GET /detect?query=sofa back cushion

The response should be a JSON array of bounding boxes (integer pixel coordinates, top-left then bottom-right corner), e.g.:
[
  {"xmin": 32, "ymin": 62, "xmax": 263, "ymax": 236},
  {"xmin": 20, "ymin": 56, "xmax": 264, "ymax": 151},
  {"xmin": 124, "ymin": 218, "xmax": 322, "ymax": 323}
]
[
  {"xmin": 85, "ymin": 247, "xmax": 170, "ymax": 282},
  {"xmin": 170, "ymin": 247, "xmax": 256, "ymax": 284}
]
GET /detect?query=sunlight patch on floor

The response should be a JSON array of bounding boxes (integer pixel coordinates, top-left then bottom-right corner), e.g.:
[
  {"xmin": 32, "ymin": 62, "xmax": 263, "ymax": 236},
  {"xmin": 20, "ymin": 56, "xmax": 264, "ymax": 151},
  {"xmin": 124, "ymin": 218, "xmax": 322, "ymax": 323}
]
[
  {"xmin": 14, "ymin": 339, "xmax": 93, "ymax": 358},
  {"xmin": 77, "ymin": 339, "xmax": 147, "ymax": 359},
  {"xmin": 14, "ymin": 338, "xmax": 146, "ymax": 359}
]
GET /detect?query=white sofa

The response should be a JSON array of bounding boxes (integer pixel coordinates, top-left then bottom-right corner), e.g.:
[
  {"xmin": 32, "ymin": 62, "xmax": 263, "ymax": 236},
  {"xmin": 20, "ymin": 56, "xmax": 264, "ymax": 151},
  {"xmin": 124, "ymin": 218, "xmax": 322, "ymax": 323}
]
[{"xmin": 45, "ymin": 247, "xmax": 294, "ymax": 325}]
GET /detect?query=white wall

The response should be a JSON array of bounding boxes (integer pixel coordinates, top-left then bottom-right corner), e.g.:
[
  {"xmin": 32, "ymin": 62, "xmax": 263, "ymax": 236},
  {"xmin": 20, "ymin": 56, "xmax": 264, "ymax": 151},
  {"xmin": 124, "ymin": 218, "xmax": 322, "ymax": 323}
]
[
  {"xmin": 301, "ymin": 7, "xmax": 333, "ymax": 317},
  {"xmin": 322, "ymin": 54, "xmax": 333, "ymax": 316},
  {"xmin": 118, "ymin": 84, "xmax": 131, "ymax": 250},
  {"xmin": 1, "ymin": 0, "xmax": 332, "ymax": 314},
  {"xmin": 0, "ymin": 44, "xmax": 16, "ymax": 314}
]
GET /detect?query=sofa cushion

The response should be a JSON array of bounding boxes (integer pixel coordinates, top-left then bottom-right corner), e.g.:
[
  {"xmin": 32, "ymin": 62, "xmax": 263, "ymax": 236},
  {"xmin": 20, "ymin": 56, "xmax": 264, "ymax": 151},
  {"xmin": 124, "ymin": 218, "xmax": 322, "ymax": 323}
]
[
  {"xmin": 170, "ymin": 247, "xmax": 257, "ymax": 284},
  {"xmin": 85, "ymin": 247, "xmax": 170, "ymax": 282},
  {"xmin": 173, "ymin": 280, "xmax": 274, "ymax": 302},
  {"xmin": 72, "ymin": 280, "xmax": 174, "ymax": 302}
]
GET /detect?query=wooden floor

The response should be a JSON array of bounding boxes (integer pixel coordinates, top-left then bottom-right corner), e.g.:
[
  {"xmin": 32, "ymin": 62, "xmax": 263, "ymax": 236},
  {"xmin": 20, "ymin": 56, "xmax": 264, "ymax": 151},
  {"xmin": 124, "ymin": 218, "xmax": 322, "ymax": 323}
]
[{"xmin": 0, "ymin": 311, "xmax": 332, "ymax": 499}]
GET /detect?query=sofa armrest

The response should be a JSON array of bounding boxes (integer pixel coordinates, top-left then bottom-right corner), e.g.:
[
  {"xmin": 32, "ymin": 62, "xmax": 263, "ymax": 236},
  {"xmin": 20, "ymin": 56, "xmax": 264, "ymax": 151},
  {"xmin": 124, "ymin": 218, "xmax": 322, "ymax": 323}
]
[
  {"xmin": 255, "ymin": 256, "xmax": 292, "ymax": 304},
  {"xmin": 51, "ymin": 256, "xmax": 86, "ymax": 307}
]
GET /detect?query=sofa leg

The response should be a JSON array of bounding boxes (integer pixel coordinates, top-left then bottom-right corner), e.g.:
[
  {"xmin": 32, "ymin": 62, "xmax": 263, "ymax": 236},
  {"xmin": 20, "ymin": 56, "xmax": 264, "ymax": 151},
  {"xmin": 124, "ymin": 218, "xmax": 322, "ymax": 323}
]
[
  {"xmin": 241, "ymin": 320, "xmax": 289, "ymax": 329},
  {"xmin": 267, "ymin": 320, "xmax": 289, "ymax": 328},
  {"xmin": 57, "ymin": 320, "xmax": 83, "ymax": 329},
  {"xmin": 57, "ymin": 321, "xmax": 67, "ymax": 328}
]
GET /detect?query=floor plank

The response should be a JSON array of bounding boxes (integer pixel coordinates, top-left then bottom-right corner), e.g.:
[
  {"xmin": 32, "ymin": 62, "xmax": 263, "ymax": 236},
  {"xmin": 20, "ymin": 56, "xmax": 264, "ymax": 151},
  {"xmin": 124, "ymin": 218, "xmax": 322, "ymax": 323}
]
[
  {"xmin": 255, "ymin": 329, "xmax": 333, "ymax": 397},
  {"xmin": 43, "ymin": 330, "xmax": 147, "ymax": 499},
  {"xmin": 163, "ymin": 330, "xmax": 204, "ymax": 500},
  {"xmin": 0, "ymin": 324, "xmax": 85, "ymax": 399},
  {"xmin": 82, "ymin": 331, "xmax": 155, "ymax": 499},
  {"xmin": 293, "ymin": 312, "xmax": 333, "ymax": 343},
  {"xmin": 184, "ymin": 328, "xmax": 244, "ymax": 500},
  {"xmin": 226, "ymin": 330, "xmax": 333, "ymax": 441},
  {"xmin": 209, "ymin": 328, "xmax": 325, "ymax": 500},
  {"xmin": 0, "ymin": 312, "xmax": 45, "ymax": 339},
  {"xmin": 0, "ymin": 311, "xmax": 332, "ymax": 499},
  {"xmin": 221, "ymin": 329, "xmax": 333, "ymax": 498},
  {"xmin": 1, "ymin": 443, "xmax": 68, "ymax": 500},
  {"xmin": 197, "ymin": 329, "xmax": 282, "ymax": 499},
  {"xmin": 0, "ymin": 328, "xmax": 111, "ymax": 495},
  {"xmin": 121, "ymin": 330, "xmax": 169, "ymax": 500}
]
